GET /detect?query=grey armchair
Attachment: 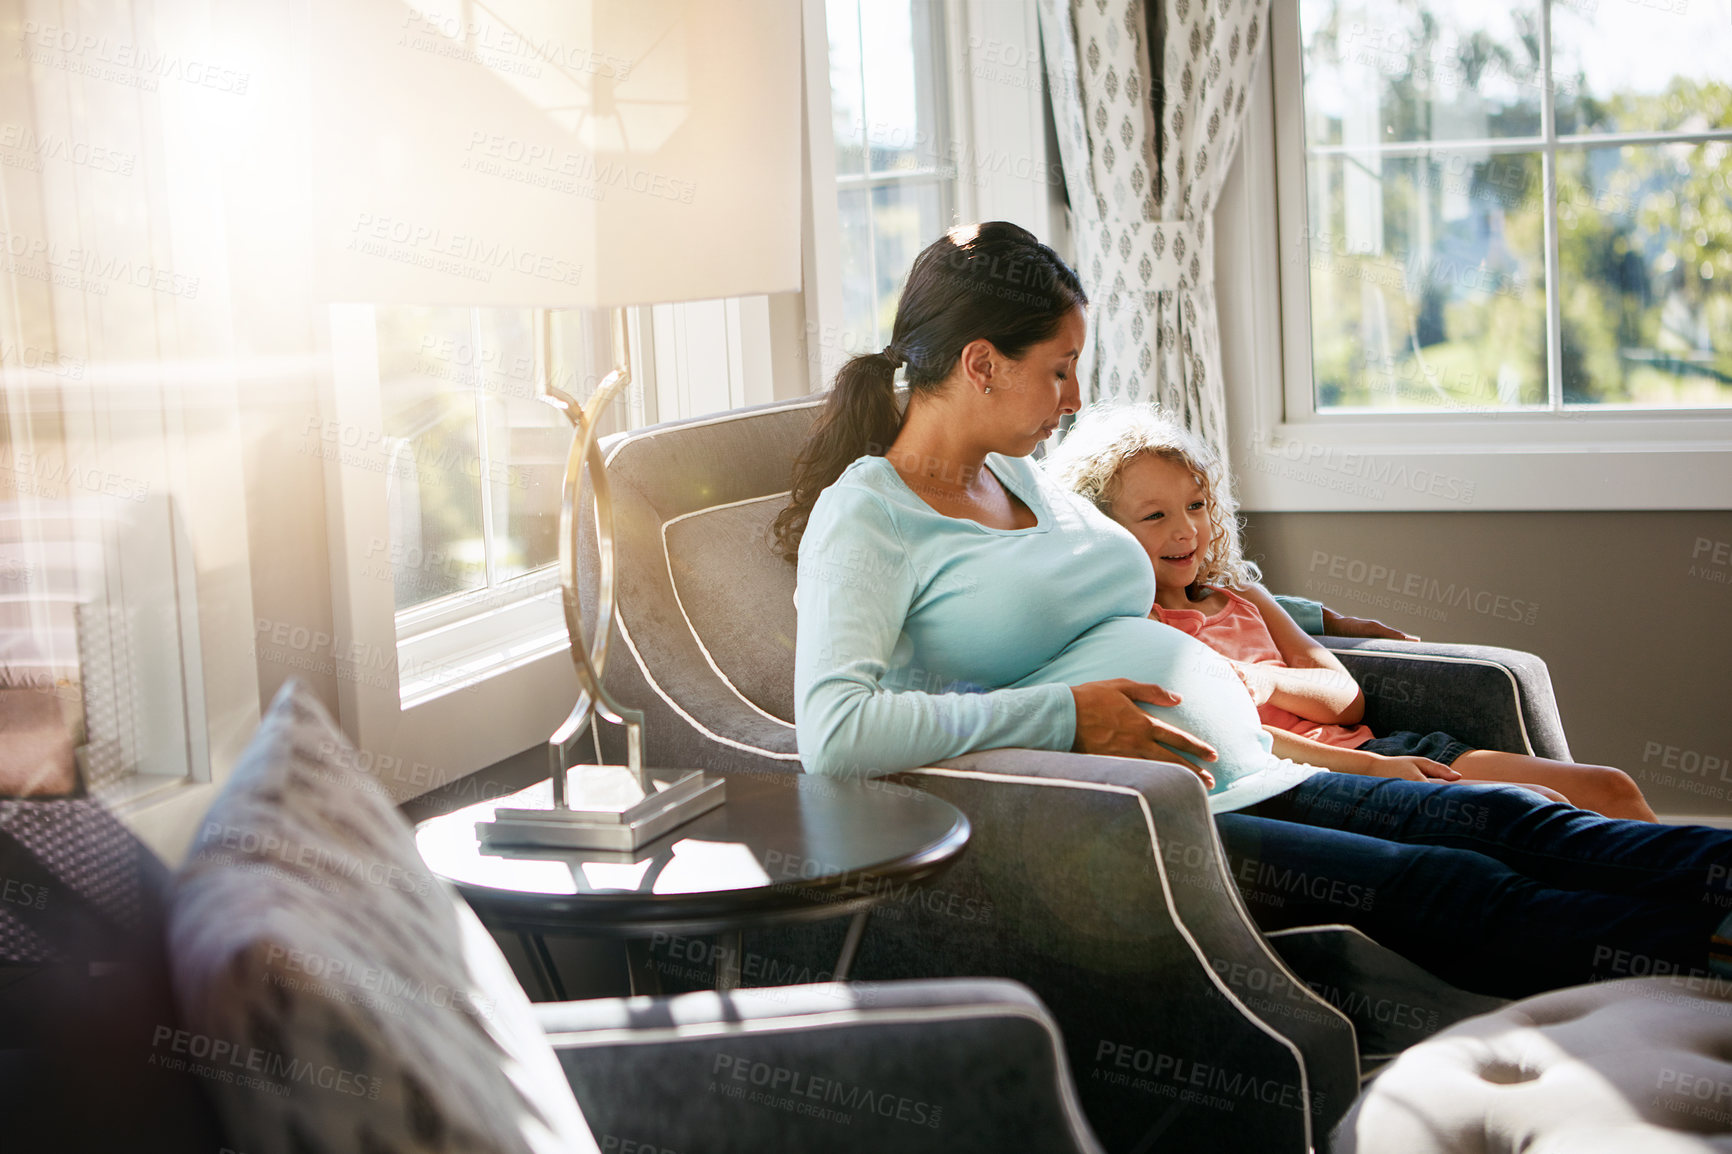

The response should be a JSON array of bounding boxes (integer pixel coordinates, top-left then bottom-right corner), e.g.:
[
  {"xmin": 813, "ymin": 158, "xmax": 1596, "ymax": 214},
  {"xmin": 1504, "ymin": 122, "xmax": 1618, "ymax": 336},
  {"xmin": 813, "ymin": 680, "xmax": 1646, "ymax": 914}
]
[{"xmin": 578, "ymin": 396, "xmax": 1570, "ymax": 1152}]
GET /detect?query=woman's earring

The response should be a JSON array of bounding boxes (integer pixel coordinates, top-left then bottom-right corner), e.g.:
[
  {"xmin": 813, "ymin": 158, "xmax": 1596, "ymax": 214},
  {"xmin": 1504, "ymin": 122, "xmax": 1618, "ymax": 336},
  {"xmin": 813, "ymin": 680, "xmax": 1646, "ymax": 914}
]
[{"xmin": 983, "ymin": 386, "xmax": 993, "ymax": 394}]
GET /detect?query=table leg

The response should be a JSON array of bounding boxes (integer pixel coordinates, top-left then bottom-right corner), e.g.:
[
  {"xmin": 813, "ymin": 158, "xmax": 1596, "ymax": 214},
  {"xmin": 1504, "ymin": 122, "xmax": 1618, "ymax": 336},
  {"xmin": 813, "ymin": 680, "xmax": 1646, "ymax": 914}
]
[
  {"xmin": 625, "ymin": 938, "xmax": 664, "ymax": 997},
  {"xmin": 832, "ymin": 910, "xmax": 872, "ymax": 981},
  {"xmin": 533, "ymin": 933, "xmax": 568, "ymax": 1001},
  {"xmin": 516, "ymin": 932, "xmax": 567, "ymax": 1001},
  {"xmin": 715, "ymin": 930, "xmax": 743, "ymax": 991}
]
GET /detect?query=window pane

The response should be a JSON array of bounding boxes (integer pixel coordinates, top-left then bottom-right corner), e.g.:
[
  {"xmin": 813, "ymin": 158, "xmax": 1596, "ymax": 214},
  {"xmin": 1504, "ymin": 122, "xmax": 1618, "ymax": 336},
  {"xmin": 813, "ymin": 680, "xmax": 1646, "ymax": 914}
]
[
  {"xmin": 838, "ymin": 186, "xmax": 878, "ymax": 349},
  {"xmin": 1299, "ymin": 1, "xmax": 1544, "ymax": 147},
  {"xmin": 376, "ymin": 307, "xmax": 486, "ymax": 609},
  {"xmin": 1557, "ymin": 145, "xmax": 1732, "ymax": 406},
  {"xmin": 872, "ymin": 182, "xmax": 946, "ymax": 345},
  {"xmin": 828, "ymin": 0, "xmax": 953, "ymax": 358},
  {"xmin": 860, "ymin": 0, "xmax": 946, "ymax": 174},
  {"xmin": 475, "ymin": 310, "xmax": 565, "ymax": 582},
  {"xmin": 550, "ymin": 309, "xmax": 633, "ymax": 432},
  {"xmin": 1305, "ymin": 152, "xmax": 1548, "ymax": 410},
  {"xmin": 827, "ymin": 0, "xmax": 867, "ymax": 177},
  {"xmin": 1553, "ymin": 3, "xmax": 1732, "ymax": 136}
]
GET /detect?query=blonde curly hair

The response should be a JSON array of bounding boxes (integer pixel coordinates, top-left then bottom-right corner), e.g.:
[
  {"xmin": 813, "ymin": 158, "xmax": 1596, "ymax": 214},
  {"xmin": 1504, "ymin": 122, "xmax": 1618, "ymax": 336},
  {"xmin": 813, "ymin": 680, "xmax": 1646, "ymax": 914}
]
[{"xmin": 1044, "ymin": 403, "xmax": 1262, "ymax": 590}]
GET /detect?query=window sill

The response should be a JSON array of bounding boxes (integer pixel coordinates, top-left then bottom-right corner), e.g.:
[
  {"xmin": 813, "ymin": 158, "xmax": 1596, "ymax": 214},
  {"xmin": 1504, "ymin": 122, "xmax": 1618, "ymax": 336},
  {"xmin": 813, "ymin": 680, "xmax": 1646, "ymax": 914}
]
[
  {"xmin": 109, "ymin": 778, "xmax": 223, "ymax": 866},
  {"xmin": 397, "ymin": 586, "xmax": 568, "ymax": 709},
  {"xmin": 1234, "ymin": 416, "xmax": 1732, "ymax": 512}
]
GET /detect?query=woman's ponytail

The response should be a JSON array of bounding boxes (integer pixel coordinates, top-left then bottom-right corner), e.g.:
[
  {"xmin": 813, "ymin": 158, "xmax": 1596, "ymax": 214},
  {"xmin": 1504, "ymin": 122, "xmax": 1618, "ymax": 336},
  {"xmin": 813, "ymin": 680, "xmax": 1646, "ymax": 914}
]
[{"xmin": 771, "ymin": 348, "xmax": 902, "ymax": 563}]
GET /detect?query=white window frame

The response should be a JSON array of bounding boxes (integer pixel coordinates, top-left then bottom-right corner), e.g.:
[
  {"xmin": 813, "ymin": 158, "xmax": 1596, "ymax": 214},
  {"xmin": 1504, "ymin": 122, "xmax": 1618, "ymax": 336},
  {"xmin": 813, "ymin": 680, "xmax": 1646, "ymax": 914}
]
[
  {"xmin": 1218, "ymin": 2, "xmax": 1732, "ymax": 513},
  {"xmin": 321, "ymin": 293, "xmax": 786, "ymax": 795},
  {"xmin": 321, "ymin": 304, "xmax": 582, "ymax": 796},
  {"xmin": 801, "ymin": 0, "xmax": 1066, "ymax": 387}
]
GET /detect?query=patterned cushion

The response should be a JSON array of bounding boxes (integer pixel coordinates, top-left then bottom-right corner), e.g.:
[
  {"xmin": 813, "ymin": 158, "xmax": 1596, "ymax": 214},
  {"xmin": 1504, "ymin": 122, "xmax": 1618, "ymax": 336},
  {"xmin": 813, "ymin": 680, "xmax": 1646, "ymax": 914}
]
[{"xmin": 168, "ymin": 680, "xmax": 597, "ymax": 1154}]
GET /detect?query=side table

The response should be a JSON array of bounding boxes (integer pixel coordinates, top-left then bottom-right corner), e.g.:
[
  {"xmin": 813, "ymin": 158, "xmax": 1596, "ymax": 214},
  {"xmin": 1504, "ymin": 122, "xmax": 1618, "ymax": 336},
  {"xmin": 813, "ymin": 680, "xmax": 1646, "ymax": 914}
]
[{"xmin": 415, "ymin": 770, "xmax": 970, "ymax": 998}]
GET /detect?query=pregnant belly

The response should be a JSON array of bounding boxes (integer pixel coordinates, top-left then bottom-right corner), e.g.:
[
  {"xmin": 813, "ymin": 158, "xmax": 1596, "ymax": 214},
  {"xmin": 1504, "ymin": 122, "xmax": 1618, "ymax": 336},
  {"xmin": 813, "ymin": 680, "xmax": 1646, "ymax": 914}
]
[{"xmin": 1010, "ymin": 615, "xmax": 1278, "ymax": 788}]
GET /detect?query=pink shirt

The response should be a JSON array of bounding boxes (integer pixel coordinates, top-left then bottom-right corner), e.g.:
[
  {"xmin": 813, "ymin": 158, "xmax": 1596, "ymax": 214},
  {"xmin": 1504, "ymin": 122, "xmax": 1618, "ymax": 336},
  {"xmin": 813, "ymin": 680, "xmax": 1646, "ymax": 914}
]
[{"xmin": 1151, "ymin": 587, "xmax": 1375, "ymax": 750}]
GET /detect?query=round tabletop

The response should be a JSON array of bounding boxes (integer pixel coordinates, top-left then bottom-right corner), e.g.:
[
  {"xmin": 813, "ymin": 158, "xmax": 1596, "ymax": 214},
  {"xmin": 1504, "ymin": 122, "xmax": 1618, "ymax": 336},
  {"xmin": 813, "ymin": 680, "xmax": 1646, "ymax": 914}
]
[{"xmin": 415, "ymin": 770, "xmax": 972, "ymax": 937}]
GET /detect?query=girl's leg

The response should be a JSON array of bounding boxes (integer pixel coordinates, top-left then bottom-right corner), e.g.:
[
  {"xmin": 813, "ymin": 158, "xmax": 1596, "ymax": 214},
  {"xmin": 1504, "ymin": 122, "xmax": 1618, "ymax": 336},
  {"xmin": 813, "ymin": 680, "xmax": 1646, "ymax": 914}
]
[
  {"xmin": 1250, "ymin": 774, "xmax": 1732, "ymax": 906},
  {"xmin": 1214, "ymin": 812, "xmax": 1717, "ymax": 999},
  {"xmin": 1450, "ymin": 749, "xmax": 1659, "ymax": 822}
]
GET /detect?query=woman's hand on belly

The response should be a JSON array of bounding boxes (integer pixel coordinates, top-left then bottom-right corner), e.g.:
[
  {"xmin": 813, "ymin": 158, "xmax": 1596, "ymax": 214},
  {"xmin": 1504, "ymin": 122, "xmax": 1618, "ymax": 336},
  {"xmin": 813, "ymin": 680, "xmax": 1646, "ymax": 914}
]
[{"xmin": 1070, "ymin": 679, "xmax": 1219, "ymax": 788}]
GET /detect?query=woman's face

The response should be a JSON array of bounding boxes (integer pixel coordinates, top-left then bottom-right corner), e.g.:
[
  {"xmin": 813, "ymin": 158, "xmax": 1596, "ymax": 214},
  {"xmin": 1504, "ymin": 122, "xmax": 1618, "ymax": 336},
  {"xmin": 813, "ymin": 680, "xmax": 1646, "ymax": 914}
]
[
  {"xmin": 1108, "ymin": 452, "xmax": 1213, "ymax": 590},
  {"xmin": 990, "ymin": 305, "xmax": 1086, "ymax": 453}
]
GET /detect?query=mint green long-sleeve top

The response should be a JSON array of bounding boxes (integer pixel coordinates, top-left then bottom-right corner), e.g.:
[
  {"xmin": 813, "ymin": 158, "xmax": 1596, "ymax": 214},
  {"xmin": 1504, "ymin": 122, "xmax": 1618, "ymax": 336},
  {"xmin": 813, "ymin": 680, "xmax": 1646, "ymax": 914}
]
[{"xmin": 793, "ymin": 452, "xmax": 1319, "ymax": 814}]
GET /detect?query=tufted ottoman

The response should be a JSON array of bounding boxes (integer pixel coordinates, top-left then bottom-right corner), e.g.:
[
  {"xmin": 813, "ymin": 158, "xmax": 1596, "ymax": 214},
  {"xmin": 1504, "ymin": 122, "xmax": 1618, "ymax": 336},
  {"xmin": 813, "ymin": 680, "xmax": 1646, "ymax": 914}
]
[{"xmin": 1334, "ymin": 976, "xmax": 1732, "ymax": 1153}]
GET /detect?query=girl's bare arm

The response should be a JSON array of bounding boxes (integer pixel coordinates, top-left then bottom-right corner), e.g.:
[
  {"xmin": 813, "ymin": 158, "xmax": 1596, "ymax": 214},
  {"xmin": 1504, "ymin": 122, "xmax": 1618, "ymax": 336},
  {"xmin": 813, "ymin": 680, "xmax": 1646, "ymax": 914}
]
[
  {"xmin": 1233, "ymin": 583, "xmax": 1365, "ymax": 724},
  {"xmin": 1267, "ymin": 727, "xmax": 1459, "ymax": 781}
]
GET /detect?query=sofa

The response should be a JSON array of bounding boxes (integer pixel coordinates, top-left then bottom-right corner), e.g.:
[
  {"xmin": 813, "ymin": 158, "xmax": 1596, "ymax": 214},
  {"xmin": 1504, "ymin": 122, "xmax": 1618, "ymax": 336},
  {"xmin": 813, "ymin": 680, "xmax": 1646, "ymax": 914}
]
[
  {"xmin": 572, "ymin": 395, "xmax": 1577, "ymax": 1152},
  {"xmin": 1, "ymin": 681, "xmax": 1105, "ymax": 1154}
]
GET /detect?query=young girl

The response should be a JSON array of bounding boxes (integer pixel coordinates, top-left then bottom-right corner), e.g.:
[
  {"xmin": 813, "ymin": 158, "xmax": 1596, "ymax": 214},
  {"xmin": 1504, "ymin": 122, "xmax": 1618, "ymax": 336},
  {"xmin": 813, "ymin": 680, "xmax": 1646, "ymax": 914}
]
[{"xmin": 1046, "ymin": 405, "xmax": 1658, "ymax": 822}]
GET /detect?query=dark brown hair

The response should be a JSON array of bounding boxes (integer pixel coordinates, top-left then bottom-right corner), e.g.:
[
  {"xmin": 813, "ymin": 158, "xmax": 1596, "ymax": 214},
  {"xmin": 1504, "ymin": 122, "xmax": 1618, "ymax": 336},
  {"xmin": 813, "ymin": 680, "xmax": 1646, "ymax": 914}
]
[{"xmin": 772, "ymin": 221, "xmax": 1086, "ymax": 562}]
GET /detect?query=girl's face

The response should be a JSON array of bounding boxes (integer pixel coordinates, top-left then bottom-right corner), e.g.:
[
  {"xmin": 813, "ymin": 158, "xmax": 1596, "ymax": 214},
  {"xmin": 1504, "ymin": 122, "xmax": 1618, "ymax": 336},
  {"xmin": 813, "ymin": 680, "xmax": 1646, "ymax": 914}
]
[{"xmin": 1108, "ymin": 453, "xmax": 1212, "ymax": 590}]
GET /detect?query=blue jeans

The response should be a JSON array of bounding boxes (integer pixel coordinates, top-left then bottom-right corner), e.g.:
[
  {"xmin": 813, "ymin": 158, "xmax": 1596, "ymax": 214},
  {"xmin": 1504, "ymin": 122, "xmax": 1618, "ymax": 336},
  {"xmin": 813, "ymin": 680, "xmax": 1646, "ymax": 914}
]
[{"xmin": 1216, "ymin": 774, "xmax": 1732, "ymax": 998}]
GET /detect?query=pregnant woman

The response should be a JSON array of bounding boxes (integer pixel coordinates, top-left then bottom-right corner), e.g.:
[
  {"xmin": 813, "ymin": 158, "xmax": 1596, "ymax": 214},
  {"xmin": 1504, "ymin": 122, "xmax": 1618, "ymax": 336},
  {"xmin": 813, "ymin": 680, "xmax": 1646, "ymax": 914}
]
[{"xmin": 778, "ymin": 221, "xmax": 1732, "ymax": 1000}]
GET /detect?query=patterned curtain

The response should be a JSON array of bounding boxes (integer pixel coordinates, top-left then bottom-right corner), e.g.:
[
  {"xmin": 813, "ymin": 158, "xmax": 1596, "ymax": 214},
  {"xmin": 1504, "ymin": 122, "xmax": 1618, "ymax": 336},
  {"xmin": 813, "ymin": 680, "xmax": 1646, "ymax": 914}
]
[{"xmin": 1039, "ymin": 0, "xmax": 1269, "ymax": 463}]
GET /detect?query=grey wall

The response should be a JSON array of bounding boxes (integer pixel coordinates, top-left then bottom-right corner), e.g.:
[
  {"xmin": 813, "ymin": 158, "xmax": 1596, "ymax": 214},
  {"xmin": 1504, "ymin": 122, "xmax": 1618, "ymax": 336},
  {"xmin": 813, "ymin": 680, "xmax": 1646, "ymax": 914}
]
[{"xmin": 1245, "ymin": 511, "xmax": 1732, "ymax": 819}]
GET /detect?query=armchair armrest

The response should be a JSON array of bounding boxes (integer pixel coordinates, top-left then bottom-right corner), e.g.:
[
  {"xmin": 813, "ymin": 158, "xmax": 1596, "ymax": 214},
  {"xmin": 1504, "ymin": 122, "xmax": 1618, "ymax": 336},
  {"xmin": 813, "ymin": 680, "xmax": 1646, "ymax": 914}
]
[
  {"xmin": 1319, "ymin": 637, "xmax": 1572, "ymax": 762},
  {"xmin": 536, "ymin": 979, "xmax": 1102, "ymax": 1154},
  {"xmin": 810, "ymin": 751, "xmax": 1360, "ymax": 1154}
]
